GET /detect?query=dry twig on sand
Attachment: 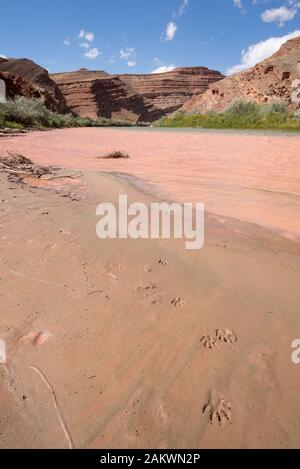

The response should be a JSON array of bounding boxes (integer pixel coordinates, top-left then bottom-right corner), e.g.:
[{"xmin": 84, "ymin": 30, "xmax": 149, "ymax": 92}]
[{"xmin": 0, "ymin": 152, "xmax": 53, "ymax": 177}]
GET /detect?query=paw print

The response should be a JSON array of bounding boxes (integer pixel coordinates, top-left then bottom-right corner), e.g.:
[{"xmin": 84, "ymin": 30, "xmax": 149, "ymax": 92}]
[
  {"xmin": 137, "ymin": 282, "xmax": 158, "ymax": 292},
  {"xmin": 203, "ymin": 395, "xmax": 233, "ymax": 426},
  {"xmin": 171, "ymin": 297, "xmax": 187, "ymax": 307},
  {"xmin": 216, "ymin": 329, "xmax": 237, "ymax": 344},
  {"xmin": 201, "ymin": 335, "xmax": 218, "ymax": 350},
  {"xmin": 158, "ymin": 258, "xmax": 168, "ymax": 266},
  {"xmin": 145, "ymin": 282, "xmax": 158, "ymax": 291}
]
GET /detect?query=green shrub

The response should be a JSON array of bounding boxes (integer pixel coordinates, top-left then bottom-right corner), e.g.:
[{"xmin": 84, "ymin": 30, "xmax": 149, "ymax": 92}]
[
  {"xmin": 262, "ymin": 100, "xmax": 287, "ymax": 114},
  {"xmin": 155, "ymin": 99, "xmax": 300, "ymax": 131},
  {"xmin": 2, "ymin": 97, "xmax": 50, "ymax": 127},
  {"xmin": 2, "ymin": 120, "xmax": 24, "ymax": 129},
  {"xmin": 224, "ymin": 99, "xmax": 260, "ymax": 116},
  {"xmin": 0, "ymin": 96, "xmax": 135, "ymax": 129},
  {"xmin": 74, "ymin": 117, "xmax": 94, "ymax": 127}
]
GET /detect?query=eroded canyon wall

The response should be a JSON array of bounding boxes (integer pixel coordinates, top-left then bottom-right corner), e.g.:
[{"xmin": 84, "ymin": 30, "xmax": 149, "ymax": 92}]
[
  {"xmin": 0, "ymin": 58, "xmax": 69, "ymax": 112},
  {"xmin": 51, "ymin": 67, "xmax": 224, "ymax": 123}
]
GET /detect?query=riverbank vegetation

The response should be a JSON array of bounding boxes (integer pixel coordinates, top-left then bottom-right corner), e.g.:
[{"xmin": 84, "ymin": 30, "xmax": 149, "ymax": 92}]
[
  {"xmin": 155, "ymin": 99, "xmax": 300, "ymax": 131},
  {"xmin": 0, "ymin": 97, "xmax": 133, "ymax": 129}
]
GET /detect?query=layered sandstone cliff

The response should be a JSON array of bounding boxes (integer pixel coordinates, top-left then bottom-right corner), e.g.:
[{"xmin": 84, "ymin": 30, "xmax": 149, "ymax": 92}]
[
  {"xmin": 181, "ymin": 37, "xmax": 300, "ymax": 114},
  {"xmin": 0, "ymin": 70, "xmax": 43, "ymax": 101},
  {"xmin": 117, "ymin": 67, "xmax": 224, "ymax": 119},
  {"xmin": 0, "ymin": 58, "xmax": 68, "ymax": 112},
  {"xmin": 51, "ymin": 69, "xmax": 150, "ymax": 122},
  {"xmin": 51, "ymin": 67, "xmax": 224, "ymax": 123}
]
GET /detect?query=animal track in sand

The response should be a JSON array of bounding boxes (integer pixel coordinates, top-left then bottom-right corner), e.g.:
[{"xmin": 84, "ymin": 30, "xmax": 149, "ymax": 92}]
[
  {"xmin": 151, "ymin": 298, "xmax": 162, "ymax": 305},
  {"xmin": 216, "ymin": 329, "xmax": 237, "ymax": 344},
  {"xmin": 201, "ymin": 329, "xmax": 238, "ymax": 350},
  {"xmin": 105, "ymin": 262, "xmax": 128, "ymax": 275},
  {"xmin": 135, "ymin": 282, "xmax": 159, "ymax": 295},
  {"xmin": 202, "ymin": 392, "xmax": 233, "ymax": 426},
  {"xmin": 140, "ymin": 282, "xmax": 158, "ymax": 291},
  {"xmin": 158, "ymin": 258, "xmax": 168, "ymax": 266},
  {"xmin": 171, "ymin": 297, "xmax": 187, "ymax": 307},
  {"xmin": 201, "ymin": 335, "xmax": 218, "ymax": 350}
]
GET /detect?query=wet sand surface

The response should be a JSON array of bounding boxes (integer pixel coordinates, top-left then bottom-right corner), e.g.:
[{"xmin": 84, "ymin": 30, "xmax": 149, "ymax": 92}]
[
  {"xmin": 0, "ymin": 128, "xmax": 300, "ymax": 449},
  {"xmin": 1, "ymin": 128, "xmax": 300, "ymax": 239}
]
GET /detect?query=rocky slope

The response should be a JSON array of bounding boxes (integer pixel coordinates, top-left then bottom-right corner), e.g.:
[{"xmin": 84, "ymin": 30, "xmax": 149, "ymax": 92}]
[
  {"xmin": 0, "ymin": 58, "xmax": 68, "ymax": 112},
  {"xmin": 181, "ymin": 37, "xmax": 300, "ymax": 114},
  {"xmin": 51, "ymin": 67, "xmax": 224, "ymax": 123},
  {"xmin": 0, "ymin": 69, "xmax": 43, "ymax": 101}
]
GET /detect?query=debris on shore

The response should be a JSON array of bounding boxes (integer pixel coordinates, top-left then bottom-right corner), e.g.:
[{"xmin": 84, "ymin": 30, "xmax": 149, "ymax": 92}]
[
  {"xmin": 0, "ymin": 153, "xmax": 82, "ymax": 181},
  {"xmin": 100, "ymin": 151, "xmax": 130, "ymax": 159},
  {"xmin": 0, "ymin": 128, "xmax": 29, "ymax": 138},
  {"xmin": 0, "ymin": 152, "xmax": 52, "ymax": 177}
]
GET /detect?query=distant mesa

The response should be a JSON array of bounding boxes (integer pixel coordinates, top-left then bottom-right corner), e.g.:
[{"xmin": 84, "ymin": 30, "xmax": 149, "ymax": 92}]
[{"xmin": 50, "ymin": 66, "xmax": 224, "ymax": 123}]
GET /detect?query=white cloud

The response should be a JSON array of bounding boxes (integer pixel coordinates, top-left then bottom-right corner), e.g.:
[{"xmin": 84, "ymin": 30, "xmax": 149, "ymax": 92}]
[
  {"xmin": 85, "ymin": 32, "xmax": 95, "ymax": 42},
  {"xmin": 162, "ymin": 1, "xmax": 189, "ymax": 43},
  {"xmin": 151, "ymin": 64, "xmax": 176, "ymax": 74},
  {"xmin": 0, "ymin": 54, "xmax": 7, "ymax": 58},
  {"xmin": 119, "ymin": 47, "xmax": 137, "ymax": 67},
  {"xmin": 79, "ymin": 42, "xmax": 90, "ymax": 49},
  {"xmin": 120, "ymin": 47, "xmax": 135, "ymax": 59},
  {"xmin": 164, "ymin": 21, "xmax": 177, "ymax": 41},
  {"xmin": 227, "ymin": 29, "xmax": 300, "ymax": 75},
  {"xmin": 233, "ymin": 0, "xmax": 246, "ymax": 14},
  {"xmin": 78, "ymin": 30, "xmax": 94, "ymax": 42},
  {"xmin": 63, "ymin": 38, "xmax": 71, "ymax": 46},
  {"xmin": 176, "ymin": 0, "xmax": 189, "ymax": 18},
  {"xmin": 261, "ymin": 6, "xmax": 298, "ymax": 27},
  {"xmin": 84, "ymin": 47, "xmax": 101, "ymax": 60},
  {"xmin": 77, "ymin": 30, "xmax": 99, "ymax": 60},
  {"xmin": 234, "ymin": 0, "xmax": 243, "ymax": 9}
]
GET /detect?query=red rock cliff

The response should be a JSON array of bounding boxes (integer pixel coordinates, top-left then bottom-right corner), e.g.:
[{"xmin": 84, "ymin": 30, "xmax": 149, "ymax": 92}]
[
  {"xmin": 0, "ymin": 58, "xmax": 69, "ymax": 112},
  {"xmin": 51, "ymin": 67, "xmax": 224, "ymax": 123},
  {"xmin": 0, "ymin": 69, "xmax": 43, "ymax": 101}
]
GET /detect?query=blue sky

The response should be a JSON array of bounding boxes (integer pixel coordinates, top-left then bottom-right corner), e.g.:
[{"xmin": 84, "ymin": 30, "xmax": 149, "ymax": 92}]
[{"xmin": 0, "ymin": 0, "xmax": 300, "ymax": 75}]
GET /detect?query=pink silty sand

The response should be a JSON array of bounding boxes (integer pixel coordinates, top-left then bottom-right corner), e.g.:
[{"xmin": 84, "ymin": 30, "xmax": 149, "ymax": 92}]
[{"xmin": 1, "ymin": 127, "xmax": 300, "ymax": 239}]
